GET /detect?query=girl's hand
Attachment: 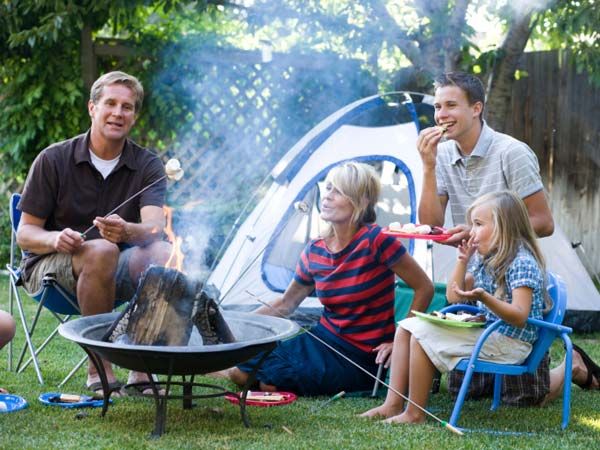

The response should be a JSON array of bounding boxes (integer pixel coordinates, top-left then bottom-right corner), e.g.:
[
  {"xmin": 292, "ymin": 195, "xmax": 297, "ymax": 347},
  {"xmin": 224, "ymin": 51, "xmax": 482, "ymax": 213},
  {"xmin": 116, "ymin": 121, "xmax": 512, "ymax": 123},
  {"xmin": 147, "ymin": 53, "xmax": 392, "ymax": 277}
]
[
  {"xmin": 452, "ymin": 282, "xmax": 485, "ymax": 302},
  {"xmin": 372, "ymin": 342, "xmax": 394, "ymax": 368},
  {"xmin": 457, "ymin": 236, "xmax": 477, "ymax": 262}
]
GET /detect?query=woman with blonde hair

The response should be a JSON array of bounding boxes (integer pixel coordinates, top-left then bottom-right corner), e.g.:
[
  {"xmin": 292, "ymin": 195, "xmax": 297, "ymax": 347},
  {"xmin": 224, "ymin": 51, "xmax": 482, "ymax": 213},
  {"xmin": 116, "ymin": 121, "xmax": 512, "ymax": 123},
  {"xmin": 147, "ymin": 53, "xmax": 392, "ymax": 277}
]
[
  {"xmin": 217, "ymin": 161, "xmax": 433, "ymax": 395},
  {"xmin": 362, "ymin": 190, "xmax": 551, "ymax": 423}
]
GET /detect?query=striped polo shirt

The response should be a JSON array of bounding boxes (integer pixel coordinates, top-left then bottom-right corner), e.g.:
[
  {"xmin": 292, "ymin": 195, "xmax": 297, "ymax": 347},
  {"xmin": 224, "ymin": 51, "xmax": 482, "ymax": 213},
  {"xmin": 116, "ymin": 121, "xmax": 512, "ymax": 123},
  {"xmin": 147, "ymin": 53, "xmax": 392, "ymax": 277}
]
[
  {"xmin": 294, "ymin": 224, "xmax": 406, "ymax": 353},
  {"xmin": 435, "ymin": 122, "xmax": 544, "ymax": 226}
]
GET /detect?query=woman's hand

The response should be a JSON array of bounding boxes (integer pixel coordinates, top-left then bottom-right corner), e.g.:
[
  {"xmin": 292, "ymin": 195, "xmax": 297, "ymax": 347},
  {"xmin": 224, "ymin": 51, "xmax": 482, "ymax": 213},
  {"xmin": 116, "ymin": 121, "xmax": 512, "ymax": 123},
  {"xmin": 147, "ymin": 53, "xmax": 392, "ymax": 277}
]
[
  {"xmin": 452, "ymin": 282, "xmax": 485, "ymax": 302},
  {"xmin": 372, "ymin": 342, "xmax": 394, "ymax": 368},
  {"xmin": 457, "ymin": 235, "xmax": 477, "ymax": 262}
]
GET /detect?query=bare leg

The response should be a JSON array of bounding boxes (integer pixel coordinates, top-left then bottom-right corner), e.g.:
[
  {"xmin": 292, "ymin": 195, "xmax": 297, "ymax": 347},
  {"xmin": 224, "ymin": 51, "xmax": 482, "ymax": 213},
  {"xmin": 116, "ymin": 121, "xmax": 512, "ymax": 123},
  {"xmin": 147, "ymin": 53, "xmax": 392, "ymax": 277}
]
[
  {"xmin": 384, "ymin": 336, "xmax": 435, "ymax": 425},
  {"xmin": 543, "ymin": 348, "xmax": 599, "ymax": 405},
  {"xmin": 209, "ymin": 367, "xmax": 277, "ymax": 392},
  {"xmin": 72, "ymin": 241, "xmax": 121, "ymax": 391},
  {"xmin": 0, "ymin": 310, "xmax": 16, "ymax": 348},
  {"xmin": 0, "ymin": 310, "xmax": 16, "ymax": 394},
  {"xmin": 360, "ymin": 327, "xmax": 411, "ymax": 419},
  {"xmin": 127, "ymin": 240, "xmax": 171, "ymax": 285}
]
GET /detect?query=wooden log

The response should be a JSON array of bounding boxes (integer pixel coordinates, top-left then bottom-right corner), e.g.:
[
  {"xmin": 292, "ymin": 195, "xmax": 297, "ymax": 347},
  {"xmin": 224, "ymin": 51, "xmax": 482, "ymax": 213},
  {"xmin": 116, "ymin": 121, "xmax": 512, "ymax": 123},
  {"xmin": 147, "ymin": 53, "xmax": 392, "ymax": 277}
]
[
  {"xmin": 125, "ymin": 266, "xmax": 196, "ymax": 346},
  {"xmin": 103, "ymin": 265, "xmax": 236, "ymax": 346},
  {"xmin": 192, "ymin": 291, "xmax": 236, "ymax": 345}
]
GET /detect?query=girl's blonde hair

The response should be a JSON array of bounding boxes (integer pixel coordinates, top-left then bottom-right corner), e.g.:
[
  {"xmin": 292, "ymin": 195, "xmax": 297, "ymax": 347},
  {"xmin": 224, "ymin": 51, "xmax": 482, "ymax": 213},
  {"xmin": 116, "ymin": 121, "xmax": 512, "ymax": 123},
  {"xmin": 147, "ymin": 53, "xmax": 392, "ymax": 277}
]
[
  {"xmin": 324, "ymin": 161, "xmax": 380, "ymax": 228},
  {"xmin": 467, "ymin": 190, "xmax": 550, "ymax": 309}
]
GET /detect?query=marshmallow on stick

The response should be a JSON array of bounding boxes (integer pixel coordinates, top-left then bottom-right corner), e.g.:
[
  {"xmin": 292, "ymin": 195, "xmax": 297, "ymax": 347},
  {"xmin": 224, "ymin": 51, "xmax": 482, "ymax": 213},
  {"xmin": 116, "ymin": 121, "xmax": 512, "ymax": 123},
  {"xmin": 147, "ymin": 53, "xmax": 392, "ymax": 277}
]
[{"xmin": 165, "ymin": 158, "xmax": 184, "ymax": 181}]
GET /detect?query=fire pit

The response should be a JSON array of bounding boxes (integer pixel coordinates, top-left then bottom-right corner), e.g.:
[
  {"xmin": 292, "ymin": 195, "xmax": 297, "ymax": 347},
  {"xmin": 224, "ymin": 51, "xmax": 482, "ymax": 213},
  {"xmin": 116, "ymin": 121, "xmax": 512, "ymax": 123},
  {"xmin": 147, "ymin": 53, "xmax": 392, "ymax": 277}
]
[{"xmin": 59, "ymin": 310, "xmax": 299, "ymax": 436}]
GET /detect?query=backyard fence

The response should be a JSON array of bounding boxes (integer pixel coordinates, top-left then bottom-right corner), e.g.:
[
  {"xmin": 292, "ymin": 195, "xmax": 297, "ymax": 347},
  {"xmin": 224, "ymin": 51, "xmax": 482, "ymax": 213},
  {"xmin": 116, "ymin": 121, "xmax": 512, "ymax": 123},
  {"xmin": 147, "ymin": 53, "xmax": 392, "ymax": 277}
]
[{"xmin": 506, "ymin": 50, "xmax": 600, "ymax": 274}]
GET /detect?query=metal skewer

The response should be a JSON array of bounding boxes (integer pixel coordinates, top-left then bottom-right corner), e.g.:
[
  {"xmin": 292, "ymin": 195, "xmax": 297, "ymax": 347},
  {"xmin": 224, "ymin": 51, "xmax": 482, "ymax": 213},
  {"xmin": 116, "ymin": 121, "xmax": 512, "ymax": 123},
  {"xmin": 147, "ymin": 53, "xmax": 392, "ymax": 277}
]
[
  {"xmin": 246, "ymin": 292, "xmax": 463, "ymax": 436},
  {"xmin": 371, "ymin": 363, "xmax": 384, "ymax": 397},
  {"xmin": 81, "ymin": 175, "xmax": 166, "ymax": 238}
]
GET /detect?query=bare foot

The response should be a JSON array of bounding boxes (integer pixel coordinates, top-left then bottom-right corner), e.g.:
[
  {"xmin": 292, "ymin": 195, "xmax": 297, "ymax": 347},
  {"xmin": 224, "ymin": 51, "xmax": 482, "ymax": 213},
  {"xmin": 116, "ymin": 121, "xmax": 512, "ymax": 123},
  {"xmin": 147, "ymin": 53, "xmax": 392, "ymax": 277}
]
[
  {"xmin": 205, "ymin": 369, "xmax": 231, "ymax": 379},
  {"xmin": 0, "ymin": 387, "xmax": 8, "ymax": 394},
  {"xmin": 572, "ymin": 349, "xmax": 600, "ymax": 389},
  {"xmin": 359, "ymin": 404, "xmax": 404, "ymax": 419},
  {"xmin": 382, "ymin": 411, "xmax": 426, "ymax": 425}
]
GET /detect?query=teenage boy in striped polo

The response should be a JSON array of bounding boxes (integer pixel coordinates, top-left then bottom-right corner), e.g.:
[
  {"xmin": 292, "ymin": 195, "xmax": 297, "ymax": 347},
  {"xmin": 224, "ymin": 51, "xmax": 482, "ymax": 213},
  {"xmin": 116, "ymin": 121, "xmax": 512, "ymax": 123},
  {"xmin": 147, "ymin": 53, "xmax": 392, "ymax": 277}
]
[{"xmin": 416, "ymin": 71, "xmax": 554, "ymax": 406}]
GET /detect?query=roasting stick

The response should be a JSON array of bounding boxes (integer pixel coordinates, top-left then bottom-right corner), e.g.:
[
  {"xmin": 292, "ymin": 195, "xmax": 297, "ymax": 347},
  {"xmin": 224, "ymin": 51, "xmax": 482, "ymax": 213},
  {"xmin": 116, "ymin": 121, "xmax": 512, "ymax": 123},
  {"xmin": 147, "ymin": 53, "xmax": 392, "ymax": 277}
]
[
  {"xmin": 246, "ymin": 291, "xmax": 464, "ymax": 436},
  {"xmin": 81, "ymin": 159, "xmax": 184, "ymax": 238}
]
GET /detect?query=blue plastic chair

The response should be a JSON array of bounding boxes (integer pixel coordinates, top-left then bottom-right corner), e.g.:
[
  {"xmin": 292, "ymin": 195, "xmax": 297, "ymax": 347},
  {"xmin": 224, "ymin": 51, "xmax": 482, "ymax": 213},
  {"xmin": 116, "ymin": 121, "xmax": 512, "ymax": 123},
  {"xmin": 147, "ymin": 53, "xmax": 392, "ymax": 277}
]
[
  {"xmin": 7, "ymin": 193, "xmax": 85, "ymax": 385},
  {"xmin": 442, "ymin": 271, "xmax": 572, "ymax": 431}
]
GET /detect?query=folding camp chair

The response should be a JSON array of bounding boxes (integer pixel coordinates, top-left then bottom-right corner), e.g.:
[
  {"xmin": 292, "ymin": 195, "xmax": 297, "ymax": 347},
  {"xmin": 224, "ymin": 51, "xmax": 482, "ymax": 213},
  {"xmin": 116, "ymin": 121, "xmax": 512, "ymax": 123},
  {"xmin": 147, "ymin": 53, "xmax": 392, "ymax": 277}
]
[
  {"xmin": 6, "ymin": 193, "xmax": 86, "ymax": 386},
  {"xmin": 442, "ymin": 271, "xmax": 573, "ymax": 431}
]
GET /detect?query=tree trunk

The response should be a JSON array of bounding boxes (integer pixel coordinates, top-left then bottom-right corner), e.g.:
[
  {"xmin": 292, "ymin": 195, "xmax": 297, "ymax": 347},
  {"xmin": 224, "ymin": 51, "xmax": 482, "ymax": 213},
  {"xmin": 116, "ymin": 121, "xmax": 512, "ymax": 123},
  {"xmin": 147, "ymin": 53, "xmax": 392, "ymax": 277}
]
[
  {"xmin": 80, "ymin": 24, "xmax": 96, "ymax": 100},
  {"xmin": 485, "ymin": 11, "xmax": 536, "ymax": 131}
]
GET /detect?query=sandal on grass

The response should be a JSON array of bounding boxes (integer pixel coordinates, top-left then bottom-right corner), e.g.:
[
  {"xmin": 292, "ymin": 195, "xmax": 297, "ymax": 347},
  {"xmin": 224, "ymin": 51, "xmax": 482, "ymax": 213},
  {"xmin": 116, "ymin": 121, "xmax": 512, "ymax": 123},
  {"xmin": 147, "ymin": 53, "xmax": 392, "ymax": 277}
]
[
  {"xmin": 86, "ymin": 380, "xmax": 123, "ymax": 397},
  {"xmin": 123, "ymin": 382, "xmax": 164, "ymax": 397},
  {"xmin": 573, "ymin": 344, "xmax": 600, "ymax": 390}
]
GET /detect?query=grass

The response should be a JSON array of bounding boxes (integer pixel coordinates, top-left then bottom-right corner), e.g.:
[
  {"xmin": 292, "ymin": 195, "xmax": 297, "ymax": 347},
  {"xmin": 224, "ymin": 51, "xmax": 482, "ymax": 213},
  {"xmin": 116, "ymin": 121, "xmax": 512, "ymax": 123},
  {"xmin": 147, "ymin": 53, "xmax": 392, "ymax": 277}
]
[{"xmin": 1, "ymin": 275, "xmax": 600, "ymax": 449}]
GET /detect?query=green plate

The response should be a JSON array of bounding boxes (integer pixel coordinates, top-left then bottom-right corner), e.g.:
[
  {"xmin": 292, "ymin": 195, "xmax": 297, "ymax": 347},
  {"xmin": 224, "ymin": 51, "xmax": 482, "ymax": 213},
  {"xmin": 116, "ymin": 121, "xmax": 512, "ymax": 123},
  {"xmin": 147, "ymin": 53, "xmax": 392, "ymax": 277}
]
[{"xmin": 412, "ymin": 310, "xmax": 486, "ymax": 328}]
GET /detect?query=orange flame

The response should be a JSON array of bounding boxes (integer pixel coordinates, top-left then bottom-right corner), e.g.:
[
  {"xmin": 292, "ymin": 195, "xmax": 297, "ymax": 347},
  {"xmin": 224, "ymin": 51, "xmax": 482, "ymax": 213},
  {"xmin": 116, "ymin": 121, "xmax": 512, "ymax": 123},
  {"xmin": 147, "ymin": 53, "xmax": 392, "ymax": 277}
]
[{"xmin": 163, "ymin": 206, "xmax": 185, "ymax": 272}]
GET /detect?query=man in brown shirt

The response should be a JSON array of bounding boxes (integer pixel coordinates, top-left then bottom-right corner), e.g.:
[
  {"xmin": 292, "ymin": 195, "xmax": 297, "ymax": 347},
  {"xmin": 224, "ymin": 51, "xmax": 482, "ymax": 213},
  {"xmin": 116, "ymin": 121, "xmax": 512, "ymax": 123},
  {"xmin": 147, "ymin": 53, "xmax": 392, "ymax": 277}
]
[{"xmin": 17, "ymin": 71, "xmax": 171, "ymax": 395}]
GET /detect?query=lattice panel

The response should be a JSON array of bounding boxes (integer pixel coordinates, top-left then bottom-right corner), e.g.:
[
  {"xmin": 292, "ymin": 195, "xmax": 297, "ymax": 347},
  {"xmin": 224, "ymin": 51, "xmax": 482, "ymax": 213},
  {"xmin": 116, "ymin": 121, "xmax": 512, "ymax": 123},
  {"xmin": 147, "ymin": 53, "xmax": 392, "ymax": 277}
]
[{"xmin": 149, "ymin": 54, "xmax": 375, "ymax": 208}]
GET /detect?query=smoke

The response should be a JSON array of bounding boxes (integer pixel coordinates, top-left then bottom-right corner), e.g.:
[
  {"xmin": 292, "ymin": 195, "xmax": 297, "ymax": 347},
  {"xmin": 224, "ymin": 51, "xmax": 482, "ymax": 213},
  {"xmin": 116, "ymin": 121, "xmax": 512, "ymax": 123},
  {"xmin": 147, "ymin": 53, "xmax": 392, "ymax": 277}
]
[{"xmin": 150, "ymin": 11, "xmax": 375, "ymax": 276}]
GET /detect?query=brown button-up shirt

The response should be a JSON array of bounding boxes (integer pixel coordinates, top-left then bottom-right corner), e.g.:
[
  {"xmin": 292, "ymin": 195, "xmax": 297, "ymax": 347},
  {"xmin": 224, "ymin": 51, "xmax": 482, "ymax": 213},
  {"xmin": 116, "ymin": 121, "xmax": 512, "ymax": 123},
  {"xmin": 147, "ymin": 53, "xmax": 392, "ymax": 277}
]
[{"xmin": 18, "ymin": 130, "xmax": 166, "ymax": 279}]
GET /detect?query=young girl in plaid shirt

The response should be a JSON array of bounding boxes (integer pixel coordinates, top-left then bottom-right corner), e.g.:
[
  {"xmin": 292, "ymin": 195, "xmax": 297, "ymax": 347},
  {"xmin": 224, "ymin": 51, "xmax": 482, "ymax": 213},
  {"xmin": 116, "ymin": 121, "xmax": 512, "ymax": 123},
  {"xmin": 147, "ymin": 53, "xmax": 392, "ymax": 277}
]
[{"xmin": 361, "ymin": 190, "xmax": 550, "ymax": 424}]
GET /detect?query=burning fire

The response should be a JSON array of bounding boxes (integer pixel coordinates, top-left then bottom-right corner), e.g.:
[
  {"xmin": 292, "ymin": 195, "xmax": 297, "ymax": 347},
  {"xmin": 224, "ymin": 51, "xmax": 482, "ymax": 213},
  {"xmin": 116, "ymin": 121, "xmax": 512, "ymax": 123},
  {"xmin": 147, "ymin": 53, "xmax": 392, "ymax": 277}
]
[{"xmin": 163, "ymin": 206, "xmax": 185, "ymax": 272}]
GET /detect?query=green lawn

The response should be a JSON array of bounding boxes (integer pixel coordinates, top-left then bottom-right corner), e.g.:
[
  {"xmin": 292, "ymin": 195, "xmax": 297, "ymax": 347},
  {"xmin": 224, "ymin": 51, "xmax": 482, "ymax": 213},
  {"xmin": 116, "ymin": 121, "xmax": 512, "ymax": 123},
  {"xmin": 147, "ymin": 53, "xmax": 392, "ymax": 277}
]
[{"xmin": 1, "ymin": 275, "xmax": 599, "ymax": 449}]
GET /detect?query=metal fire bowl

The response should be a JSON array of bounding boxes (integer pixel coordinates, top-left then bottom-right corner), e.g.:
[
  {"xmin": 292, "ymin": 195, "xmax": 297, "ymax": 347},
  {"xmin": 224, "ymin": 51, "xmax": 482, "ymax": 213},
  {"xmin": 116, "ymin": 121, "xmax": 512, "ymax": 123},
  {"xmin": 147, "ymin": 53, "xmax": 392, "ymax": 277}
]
[{"xmin": 59, "ymin": 311, "xmax": 299, "ymax": 376}]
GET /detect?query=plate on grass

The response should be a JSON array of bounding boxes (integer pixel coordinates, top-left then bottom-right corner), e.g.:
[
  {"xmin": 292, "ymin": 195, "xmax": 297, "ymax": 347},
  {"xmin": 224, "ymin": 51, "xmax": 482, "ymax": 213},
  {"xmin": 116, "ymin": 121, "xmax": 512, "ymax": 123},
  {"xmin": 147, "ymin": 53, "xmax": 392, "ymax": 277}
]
[
  {"xmin": 0, "ymin": 394, "xmax": 28, "ymax": 413},
  {"xmin": 412, "ymin": 310, "xmax": 486, "ymax": 328},
  {"xmin": 225, "ymin": 391, "xmax": 297, "ymax": 407},
  {"xmin": 39, "ymin": 392, "xmax": 112, "ymax": 409}
]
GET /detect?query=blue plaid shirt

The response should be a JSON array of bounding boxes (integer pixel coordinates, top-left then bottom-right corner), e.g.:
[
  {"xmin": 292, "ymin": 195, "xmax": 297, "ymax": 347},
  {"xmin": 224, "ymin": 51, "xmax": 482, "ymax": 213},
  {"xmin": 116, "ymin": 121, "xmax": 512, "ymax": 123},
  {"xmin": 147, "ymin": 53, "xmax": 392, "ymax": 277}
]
[{"xmin": 470, "ymin": 246, "xmax": 545, "ymax": 343}]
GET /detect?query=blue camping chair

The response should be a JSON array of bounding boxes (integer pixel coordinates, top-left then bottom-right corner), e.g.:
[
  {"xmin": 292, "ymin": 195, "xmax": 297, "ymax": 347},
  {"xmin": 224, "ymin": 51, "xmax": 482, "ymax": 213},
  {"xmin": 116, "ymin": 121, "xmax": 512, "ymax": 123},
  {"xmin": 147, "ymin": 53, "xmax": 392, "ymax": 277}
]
[
  {"xmin": 7, "ymin": 193, "xmax": 86, "ymax": 385},
  {"xmin": 442, "ymin": 271, "xmax": 572, "ymax": 431}
]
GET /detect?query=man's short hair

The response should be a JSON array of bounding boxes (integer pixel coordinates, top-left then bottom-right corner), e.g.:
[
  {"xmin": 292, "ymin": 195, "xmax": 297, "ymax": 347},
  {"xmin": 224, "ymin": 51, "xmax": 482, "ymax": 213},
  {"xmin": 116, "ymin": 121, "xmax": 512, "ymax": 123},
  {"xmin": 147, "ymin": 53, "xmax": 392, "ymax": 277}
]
[
  {"xmin": 90, "ymin": 71, "xmax": 144, "ymax": 113},
  {"xmin": 434, "ymin": 72, "xmax": 485, "ymax": 120}
]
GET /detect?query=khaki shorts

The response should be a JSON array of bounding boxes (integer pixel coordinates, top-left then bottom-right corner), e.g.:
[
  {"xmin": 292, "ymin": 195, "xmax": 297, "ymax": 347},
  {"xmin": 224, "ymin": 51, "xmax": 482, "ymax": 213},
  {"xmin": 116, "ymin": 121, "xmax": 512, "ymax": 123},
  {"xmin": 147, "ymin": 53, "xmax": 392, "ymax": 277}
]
[
  {"xmin": 399, "ymin": 316, "xmax": 532, "ymax": 373},
  {"xmin": 22, "ymin": 247, "xmax": 137, "ymax": 302}
]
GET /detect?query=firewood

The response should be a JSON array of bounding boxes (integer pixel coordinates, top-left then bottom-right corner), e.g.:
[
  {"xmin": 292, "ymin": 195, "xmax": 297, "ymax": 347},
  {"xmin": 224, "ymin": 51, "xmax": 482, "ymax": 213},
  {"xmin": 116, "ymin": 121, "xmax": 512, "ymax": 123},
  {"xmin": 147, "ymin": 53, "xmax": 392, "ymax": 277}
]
[{"xmin": 103, "ymin": 265, "xmax": 236, "ymax": 346}]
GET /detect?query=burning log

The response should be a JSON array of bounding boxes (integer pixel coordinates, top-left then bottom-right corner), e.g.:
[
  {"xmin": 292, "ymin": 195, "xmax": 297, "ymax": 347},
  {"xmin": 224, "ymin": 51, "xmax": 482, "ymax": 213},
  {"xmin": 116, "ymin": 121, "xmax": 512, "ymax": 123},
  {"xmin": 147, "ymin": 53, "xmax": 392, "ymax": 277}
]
[{"xmin": 103, "ymin": 266, "xmax": 235, "ymax": 346}]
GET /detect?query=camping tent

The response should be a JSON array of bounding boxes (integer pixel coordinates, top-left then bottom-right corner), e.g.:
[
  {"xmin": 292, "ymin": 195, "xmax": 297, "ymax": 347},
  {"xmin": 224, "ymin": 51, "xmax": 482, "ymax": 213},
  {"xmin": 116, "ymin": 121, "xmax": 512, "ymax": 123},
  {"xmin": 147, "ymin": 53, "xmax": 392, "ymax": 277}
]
[{"xmin": 208, "ymin": 92, "xmax": 600, "ymax": 332}]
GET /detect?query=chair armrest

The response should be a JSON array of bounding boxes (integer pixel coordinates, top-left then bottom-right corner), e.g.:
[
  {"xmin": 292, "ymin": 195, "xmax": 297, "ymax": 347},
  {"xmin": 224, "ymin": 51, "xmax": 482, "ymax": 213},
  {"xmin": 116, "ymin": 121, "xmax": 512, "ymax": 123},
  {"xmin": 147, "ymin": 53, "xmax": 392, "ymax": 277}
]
[
  {"xmin": 526, "ymin": 317, "xmax": 573, "ymax": 335},
  {"xmin": 440, "ymin": 304, "xmax": 482, "ymax": 315}
]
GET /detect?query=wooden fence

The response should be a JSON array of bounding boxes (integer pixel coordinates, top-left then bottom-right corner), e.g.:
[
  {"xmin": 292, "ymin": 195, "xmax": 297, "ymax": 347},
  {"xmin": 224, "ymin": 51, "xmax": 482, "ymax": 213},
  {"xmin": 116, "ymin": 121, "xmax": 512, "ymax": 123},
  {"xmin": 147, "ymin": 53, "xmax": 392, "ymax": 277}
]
[{"xmin": 506, "ymin": 50, "xmax": 600, "ymax": 274}]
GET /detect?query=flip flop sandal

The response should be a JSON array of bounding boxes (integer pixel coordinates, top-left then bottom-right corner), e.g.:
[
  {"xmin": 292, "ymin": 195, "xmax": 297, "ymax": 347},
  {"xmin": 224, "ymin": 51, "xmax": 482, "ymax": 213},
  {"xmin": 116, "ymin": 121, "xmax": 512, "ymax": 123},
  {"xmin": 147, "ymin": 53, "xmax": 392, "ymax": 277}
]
[
  {"xmin": 86, "ymin": 381, "xmax": 123, "ymax": 397},
  {"xmin": 573, "ymin": 344, "xmax": 600, "ymax": 390},
  {"xmin": 123, "ymin": 382, "xmax": 163, "ymax": 397}
]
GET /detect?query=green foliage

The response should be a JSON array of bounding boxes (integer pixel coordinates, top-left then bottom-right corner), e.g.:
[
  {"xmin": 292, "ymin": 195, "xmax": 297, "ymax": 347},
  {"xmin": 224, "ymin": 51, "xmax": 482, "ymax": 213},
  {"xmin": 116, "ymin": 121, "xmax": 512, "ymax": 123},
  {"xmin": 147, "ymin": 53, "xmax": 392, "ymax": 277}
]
[
  {"xmin": 0, "ymin": 1, "xmax": 225, "ymax": 264},
  {"xmin": 535, "ymin": 0, "xmax": 600, "ymax": 86}
]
